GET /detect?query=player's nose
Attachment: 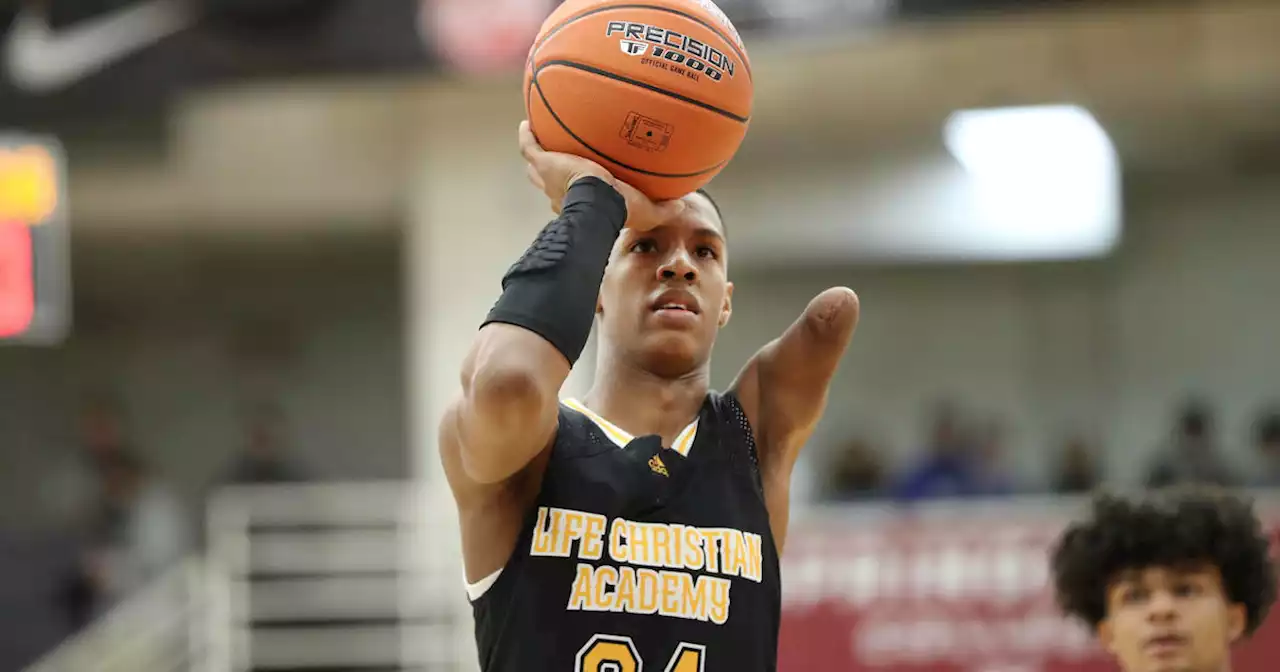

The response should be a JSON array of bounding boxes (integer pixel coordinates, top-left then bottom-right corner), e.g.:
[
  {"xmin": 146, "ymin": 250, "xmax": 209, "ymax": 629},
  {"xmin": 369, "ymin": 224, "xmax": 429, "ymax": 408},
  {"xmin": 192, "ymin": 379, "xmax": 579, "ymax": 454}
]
[
  {"xmin": 1146, "ymin": 590, "xmax": 1178, "ymax": 621},
  {"xmin": 659, "ymin": 250, "xmax": 697, "ymax": 283}
]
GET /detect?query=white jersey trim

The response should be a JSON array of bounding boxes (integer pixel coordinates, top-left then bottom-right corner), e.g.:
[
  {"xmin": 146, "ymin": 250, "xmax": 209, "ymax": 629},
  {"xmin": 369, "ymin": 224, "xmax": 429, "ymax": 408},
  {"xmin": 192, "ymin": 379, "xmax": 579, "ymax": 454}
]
[
  {"xmin": 465, "ymin": 567, "xmax": 503, "ymax": 601},
  {"xmin": 561, "ymin": 398, "xmax": 699, "ymax": 456}
]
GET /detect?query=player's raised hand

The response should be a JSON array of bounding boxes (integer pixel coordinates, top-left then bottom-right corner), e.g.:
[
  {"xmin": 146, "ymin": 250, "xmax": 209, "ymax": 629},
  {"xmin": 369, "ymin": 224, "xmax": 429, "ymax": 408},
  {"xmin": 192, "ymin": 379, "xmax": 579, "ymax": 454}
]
[{"xmin": 519, "ymin": 121, "xmax": 684, "ymax": 232}]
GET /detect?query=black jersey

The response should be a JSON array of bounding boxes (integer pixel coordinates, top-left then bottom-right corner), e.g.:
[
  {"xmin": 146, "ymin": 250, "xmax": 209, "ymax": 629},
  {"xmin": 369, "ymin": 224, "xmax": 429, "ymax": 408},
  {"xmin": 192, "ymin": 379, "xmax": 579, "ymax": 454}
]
[{"xmin": 470, "ymin": 391, "xmax": 781, "ymax": 672}]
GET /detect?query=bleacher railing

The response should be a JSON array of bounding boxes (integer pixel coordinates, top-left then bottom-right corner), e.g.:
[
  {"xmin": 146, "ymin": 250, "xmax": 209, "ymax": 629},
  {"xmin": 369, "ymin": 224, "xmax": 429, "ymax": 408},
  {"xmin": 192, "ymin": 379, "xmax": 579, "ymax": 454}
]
[
  {"xmin": 203, "ymin": 481, "xmax": 471, "ymax": 672},
  {"xmin": 23, "ymin": 558, "xmax": 207, "ymax": 672},
  {"xmin": 24, "ymin": 480, "xmax": 474, "ymax": 672}
]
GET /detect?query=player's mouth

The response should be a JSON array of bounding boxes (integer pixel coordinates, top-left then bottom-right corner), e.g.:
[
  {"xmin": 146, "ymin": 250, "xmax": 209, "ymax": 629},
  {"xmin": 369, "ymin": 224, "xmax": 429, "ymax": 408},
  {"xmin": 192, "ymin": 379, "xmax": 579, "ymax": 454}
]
[
  {"xmin": 1144, "ymin": 632, "xmax": 1189, "ymax": 656},
  {"xmin": 650, "ymin": 289, "xmax": 701, "ymax": 315},
  {"xmin": 649, "ymin": 289, "xmax": 701, "ymax": 328}
]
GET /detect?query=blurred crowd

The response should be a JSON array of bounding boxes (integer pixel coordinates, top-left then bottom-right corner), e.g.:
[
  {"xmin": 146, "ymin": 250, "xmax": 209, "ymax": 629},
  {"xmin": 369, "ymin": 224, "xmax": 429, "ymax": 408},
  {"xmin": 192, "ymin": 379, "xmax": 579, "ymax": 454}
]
[
  {"xmin": 823, "ymin": 399, "xmax": 1280, "ymax": 502},
  {"xmin": 35, "ymin": 394, "xmax": 310, "ymax": 632}
]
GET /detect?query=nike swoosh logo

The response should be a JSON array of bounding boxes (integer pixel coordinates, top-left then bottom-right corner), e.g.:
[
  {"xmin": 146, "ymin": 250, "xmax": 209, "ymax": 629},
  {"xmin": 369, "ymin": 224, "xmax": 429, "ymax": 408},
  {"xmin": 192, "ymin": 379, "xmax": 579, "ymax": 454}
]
[{"xmin": 4, "ymin": 0, "xmax": 195, "ymax": 93}]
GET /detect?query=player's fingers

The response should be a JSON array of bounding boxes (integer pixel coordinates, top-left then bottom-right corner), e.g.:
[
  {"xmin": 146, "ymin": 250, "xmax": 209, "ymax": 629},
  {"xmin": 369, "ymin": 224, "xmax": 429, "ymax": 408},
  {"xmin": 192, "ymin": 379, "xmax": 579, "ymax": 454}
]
[
  {"xmin": 518, "ymin": 121, "xmax": 543, "ymax": 164},
  {"xmin": 653, "ymin": 198, "xmax": 687, "ymax": 221},
  {"xmin": 526, "ymin": 163, "xmax": 546, "ymax": 191}
]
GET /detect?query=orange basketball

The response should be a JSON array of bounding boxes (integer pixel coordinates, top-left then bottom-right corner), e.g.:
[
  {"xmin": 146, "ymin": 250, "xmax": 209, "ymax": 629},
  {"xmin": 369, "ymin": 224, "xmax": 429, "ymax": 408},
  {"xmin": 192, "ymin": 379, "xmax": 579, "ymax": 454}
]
[{"xmin": 523, "ymin": 0, "xmax": 753, "ymax": 201}]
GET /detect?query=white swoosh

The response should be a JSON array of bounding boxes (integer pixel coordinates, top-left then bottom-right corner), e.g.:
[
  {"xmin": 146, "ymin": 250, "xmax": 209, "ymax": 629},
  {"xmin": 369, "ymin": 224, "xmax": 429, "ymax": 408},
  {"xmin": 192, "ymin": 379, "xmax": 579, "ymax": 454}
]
[{"xmin": 5, "ymin": 0, "xmax": 195, "ymax": 93}]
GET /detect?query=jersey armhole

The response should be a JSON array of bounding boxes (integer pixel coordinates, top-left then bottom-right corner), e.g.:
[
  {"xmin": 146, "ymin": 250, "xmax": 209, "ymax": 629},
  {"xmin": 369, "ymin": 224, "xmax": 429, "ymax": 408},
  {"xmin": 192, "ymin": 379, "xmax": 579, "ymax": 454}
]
[{"xmin": 719, "ymin": 391, "xmax": 764, "ymax": 495}]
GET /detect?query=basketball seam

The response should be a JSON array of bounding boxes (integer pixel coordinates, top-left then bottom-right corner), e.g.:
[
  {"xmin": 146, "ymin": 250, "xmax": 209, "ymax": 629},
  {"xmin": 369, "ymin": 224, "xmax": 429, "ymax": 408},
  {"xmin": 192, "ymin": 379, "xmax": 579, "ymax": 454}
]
[
  {"xmin": 538, "ymin": 59, "xmax": 748, "ymax": 123},
  {"xmin": 532, "ymin": 71, "xmax": 729, "ymax": 179},
  {"xmin": 530, "ymin": 4, "xmax": 753, "ymax": 84}
]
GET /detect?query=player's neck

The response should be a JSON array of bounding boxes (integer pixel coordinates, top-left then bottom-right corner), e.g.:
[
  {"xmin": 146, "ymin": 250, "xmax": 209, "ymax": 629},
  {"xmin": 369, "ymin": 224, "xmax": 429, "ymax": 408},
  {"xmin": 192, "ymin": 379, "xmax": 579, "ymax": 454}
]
[{"xmin": 585, "ymin": 358, "xmax": 709, "ymax": 447}]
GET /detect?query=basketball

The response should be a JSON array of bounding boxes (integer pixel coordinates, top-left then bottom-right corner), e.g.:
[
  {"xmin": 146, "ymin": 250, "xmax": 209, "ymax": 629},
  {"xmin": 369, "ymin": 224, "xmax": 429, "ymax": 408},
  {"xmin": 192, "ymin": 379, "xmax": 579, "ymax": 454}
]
[{"xmin": 524, "ymin": 0, "xmax": 753, "ymax": 201}]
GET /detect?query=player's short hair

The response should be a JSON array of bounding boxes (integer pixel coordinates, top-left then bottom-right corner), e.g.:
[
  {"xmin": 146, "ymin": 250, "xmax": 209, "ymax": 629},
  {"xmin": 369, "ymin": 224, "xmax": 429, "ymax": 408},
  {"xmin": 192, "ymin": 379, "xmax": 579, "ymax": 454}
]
[
  {"xmin": 1050, "ymin": 488, "xmax": 1277, "ymax": 634},
  {"xmin": 694, "ymin": 188, "xmax": 726, "ymax": 235}
]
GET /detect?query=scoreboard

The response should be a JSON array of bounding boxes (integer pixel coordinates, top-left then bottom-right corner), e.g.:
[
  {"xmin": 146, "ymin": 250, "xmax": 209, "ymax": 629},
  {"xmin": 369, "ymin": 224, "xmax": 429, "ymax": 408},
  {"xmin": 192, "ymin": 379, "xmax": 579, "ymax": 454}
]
[{"xmin": 0, "ymin": 135, "xmax": 70, "ymax": 344}]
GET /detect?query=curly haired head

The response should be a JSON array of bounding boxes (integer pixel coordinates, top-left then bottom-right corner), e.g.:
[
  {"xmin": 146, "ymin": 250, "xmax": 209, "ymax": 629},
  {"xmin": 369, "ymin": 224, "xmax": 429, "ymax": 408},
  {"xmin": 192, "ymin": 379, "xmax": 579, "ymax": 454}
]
[{"xmin": 1050, "ymin": 488, "xmax": 1276, "ymax": 671}]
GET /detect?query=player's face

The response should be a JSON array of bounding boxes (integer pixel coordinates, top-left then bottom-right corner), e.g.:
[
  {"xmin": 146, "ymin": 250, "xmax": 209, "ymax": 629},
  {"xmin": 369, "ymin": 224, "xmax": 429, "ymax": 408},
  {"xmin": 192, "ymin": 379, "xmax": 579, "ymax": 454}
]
[
  {"xmin": 1098, "ymin": 565, "xmax": 1245, "ymax": 672},
  {"xmin": 597, "ymin": 192, "xmax": 732, "ymax": 378}
]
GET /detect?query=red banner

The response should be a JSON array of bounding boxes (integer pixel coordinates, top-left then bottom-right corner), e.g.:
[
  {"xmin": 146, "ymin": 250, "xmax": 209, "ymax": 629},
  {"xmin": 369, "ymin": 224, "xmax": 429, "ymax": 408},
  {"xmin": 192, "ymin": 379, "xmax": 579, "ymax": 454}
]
[
  {"xmin": 0, "ymin": 222, "xmax": 35, "ymax": 337},
  {"xmin": 778, "ymin": 499, "xmax": 1280, "ymax": 672}
]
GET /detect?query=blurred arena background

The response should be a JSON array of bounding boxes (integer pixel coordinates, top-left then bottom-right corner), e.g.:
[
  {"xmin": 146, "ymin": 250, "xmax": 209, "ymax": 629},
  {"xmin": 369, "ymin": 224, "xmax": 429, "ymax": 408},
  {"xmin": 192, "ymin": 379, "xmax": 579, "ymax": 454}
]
[{"xmin": 2, "ymin": 0, "xmax": 1280, "ymax": 670}]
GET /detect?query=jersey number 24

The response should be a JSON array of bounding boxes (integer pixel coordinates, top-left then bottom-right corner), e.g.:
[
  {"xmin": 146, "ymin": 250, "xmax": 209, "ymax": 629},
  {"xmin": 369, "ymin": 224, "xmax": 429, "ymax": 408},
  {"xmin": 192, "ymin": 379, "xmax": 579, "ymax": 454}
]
[{"xmin": 576, "ymin": 634, "xmax": 704, "ymax": 672}]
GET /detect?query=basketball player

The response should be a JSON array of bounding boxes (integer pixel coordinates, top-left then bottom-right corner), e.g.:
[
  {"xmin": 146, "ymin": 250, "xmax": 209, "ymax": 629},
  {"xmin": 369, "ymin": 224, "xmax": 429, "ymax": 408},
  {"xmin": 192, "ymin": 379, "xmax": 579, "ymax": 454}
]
[
  {"xmin": 438, "ymin": 121, "xmax": 859, "ymax": 672},
  {"xmin": 1050, "ymin": 489, "xmax": 1277, "ymax": 672}
]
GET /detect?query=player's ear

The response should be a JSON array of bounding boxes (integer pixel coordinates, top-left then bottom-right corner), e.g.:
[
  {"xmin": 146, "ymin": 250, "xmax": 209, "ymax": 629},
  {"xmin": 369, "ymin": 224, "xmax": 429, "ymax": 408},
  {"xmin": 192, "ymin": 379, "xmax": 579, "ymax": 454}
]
[
  {"xmin": 1226, "ymin": 602, "xmax": 1246, "ymax": 642},
  {"xmin": 718, "ymin": 282, "xmax": 733, "ymax": 328},
  {"xmin": 1097, "ymin": 619, "xmax": 1117, "ymax": 655},
  {"xmin": 598, "ymin": 256, "xmax": 617, "ymax": 315}
]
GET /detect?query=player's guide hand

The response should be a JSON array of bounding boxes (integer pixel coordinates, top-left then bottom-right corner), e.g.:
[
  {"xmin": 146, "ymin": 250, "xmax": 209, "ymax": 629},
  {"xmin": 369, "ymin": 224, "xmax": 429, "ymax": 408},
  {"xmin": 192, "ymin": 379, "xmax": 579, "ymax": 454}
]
[{"xmin": 519, "ymin": 120, "xmax": 686, "ymax": 232}]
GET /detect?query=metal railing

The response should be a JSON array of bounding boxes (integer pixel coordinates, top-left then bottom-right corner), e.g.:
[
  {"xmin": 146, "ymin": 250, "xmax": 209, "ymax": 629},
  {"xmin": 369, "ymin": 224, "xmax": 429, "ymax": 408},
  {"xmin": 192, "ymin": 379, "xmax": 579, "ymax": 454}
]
[
  {"xmin": 24, "ymin": 480, "xmax": 475, "ymax": 672},
  {"xmin": 23, "ymin": 559, "xmax": 208, "ymax": 672},
  {"xmin": 204, "ymin": 480, "xmax": 472, "ymax": 672}
]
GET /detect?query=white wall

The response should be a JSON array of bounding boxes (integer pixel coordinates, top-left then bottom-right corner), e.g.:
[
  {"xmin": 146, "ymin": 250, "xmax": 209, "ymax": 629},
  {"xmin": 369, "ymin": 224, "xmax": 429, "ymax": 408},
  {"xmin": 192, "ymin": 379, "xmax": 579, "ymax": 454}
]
[
  {"xmin": 0, "ymin": 231, "xmax": 406, "ymax": 533},
  {"xmin": 710, "ymin": 176, "xmax": 1280, "ymax": 495}
]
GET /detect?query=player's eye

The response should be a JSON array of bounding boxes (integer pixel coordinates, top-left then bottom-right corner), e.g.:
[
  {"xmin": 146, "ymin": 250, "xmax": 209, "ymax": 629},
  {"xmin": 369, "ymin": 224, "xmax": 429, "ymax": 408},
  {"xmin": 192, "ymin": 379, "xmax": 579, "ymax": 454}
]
[
  {"xmin": 629, "ymin": 239, "xmax": 657, "ymax": 254},
  {"xmin": 1172, "ymin": 581, "xmax": 1201, "ymax": 597},
  {"xmin": 1120, "ymin": 585, "xmax": 1148, "ymax": 603},
  {"xmin": 696, "ymin": 245, "xmax": 718, "ymax": 260}
]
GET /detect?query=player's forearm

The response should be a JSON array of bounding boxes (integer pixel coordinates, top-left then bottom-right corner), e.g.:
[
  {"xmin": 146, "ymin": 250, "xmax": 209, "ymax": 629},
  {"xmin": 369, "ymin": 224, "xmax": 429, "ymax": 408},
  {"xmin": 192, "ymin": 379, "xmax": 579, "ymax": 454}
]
[
  {"xmin": 481, "ymin": 176, "xmax": 626, "ymax": 363},
  {"xmin": 453, "ymin": 177, "xmax": 627, "ymax": 483}
]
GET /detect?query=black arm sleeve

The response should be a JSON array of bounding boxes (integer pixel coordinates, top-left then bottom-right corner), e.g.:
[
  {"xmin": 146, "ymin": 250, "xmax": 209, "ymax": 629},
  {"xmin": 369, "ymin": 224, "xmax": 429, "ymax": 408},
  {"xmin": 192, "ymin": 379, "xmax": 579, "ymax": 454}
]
[{"xmin": 480, "ymin": 177, "xmax": 627, "ymax": 365}]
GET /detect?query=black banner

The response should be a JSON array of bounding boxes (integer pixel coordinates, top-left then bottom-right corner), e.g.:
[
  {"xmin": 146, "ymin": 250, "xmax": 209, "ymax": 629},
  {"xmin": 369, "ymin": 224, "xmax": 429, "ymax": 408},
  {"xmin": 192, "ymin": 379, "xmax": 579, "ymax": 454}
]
[
  {"xmin": 0, "ymin": 0, "xmax": 433, "ymax": 128},
  {"xmin": 0, "ymin": 0, "xmax": 1179, "ymax": 130}
]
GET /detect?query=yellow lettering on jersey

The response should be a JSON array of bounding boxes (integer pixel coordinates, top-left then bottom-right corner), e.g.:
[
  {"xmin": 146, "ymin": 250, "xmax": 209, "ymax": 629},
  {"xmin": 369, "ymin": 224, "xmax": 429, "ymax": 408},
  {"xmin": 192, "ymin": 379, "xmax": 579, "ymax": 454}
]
[
  {"xmin": 559, "ymin": 511, "xmax": 584, "ymax": 556},
  {"xmin": 567, "ymin": 563, "xmax": 731, "ymax": 625},
  {"xmin": 609, "ymin": 518, "xmax": 629, "ymax": 563},
  {"xmin": 635, "ymin": 568, "xmax": 660, "ymax": 613},
  {"xmin": 698, "ymin": 530, "xmax": 721, "ymax": 572},
  {"xmin": 530, "ymin": 507, "xmax": 609, "ymax": 561},
  {"xmin": 530, "ymin": 507, "xmax": 556, "ymax": 556},
  {"xmin": 536, "ymin": 507, "xmax": 764, "ymax": 626},
  {"xmin": 568, "ymin": 564, "xmax": 596, "ymax": 611},
  {"xmin": 680, "ymin": 525, "xmax": 705, "ymax": 570},
  {"xmin": 581, "ymin": 514, "xmax": 606, "ymax": 560},
  {"xmin": 652, "ymin": 524, "xmax": 673, "ymax": 567},
  {"xmin": 744, "ymin": 532, "xmax": 763, "ymax": 582},
  {"xmin": 628, "ymin": 521, "xmax": 652, "ymax": 565}
]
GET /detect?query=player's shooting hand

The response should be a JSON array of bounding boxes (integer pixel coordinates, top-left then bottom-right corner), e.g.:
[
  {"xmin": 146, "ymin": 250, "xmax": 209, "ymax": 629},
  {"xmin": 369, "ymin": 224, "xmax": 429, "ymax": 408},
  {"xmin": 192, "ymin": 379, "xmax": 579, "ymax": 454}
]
[{"xmin": 519, "ymin": 121, "xmax": 684, "ymax": 232}]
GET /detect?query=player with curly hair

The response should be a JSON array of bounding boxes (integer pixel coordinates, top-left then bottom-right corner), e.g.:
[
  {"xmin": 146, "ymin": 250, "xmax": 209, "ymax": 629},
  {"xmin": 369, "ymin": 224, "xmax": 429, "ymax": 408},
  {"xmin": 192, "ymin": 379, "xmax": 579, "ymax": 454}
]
[{"xmin": 1049, "ymin": 489, "xmax": 1277, "ymax": 672}]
